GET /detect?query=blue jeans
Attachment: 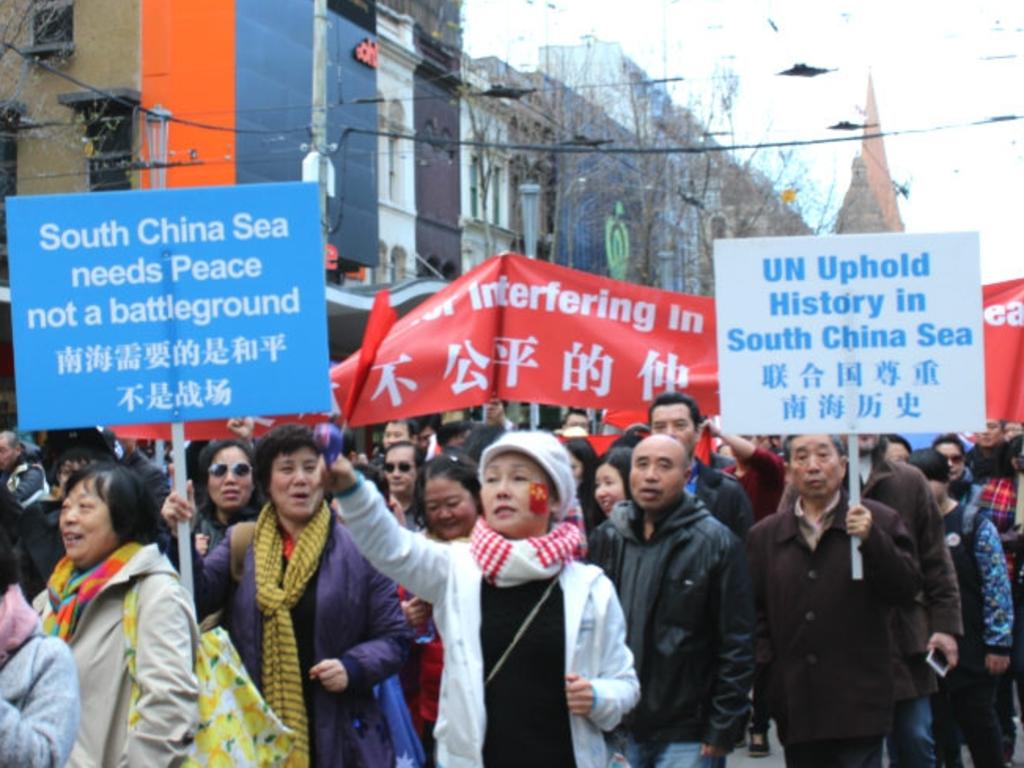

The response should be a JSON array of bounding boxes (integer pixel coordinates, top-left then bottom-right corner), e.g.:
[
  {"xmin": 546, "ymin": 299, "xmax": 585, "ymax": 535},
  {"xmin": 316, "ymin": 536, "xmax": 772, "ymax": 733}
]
[
  {"xmin": 625, "ymin": 739, "xmax": 725, "ymax": 768},
  {"xmin": 887, "ymin": 695, "xmax": 936, "ymax": 768}
]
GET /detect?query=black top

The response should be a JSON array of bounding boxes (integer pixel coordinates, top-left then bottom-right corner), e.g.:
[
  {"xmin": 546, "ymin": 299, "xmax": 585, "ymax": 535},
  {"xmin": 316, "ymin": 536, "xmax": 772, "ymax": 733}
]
[
  {"xmin": 480, "ymin": 577, "xmax": 576, "ymax": 768},
  {"xmin": 196, "ymin": 503, "xmax": 260, "ymax": 553},
  {"xmin": 290, "ymin": 556, "xmax": 319, "ymax": 761},
  {"xmin": 943, "ymin": 504, "xmax": 988, "ymax": 685},
  {"xmin": 589, "ymin": 494, "xmax": 754, "ymax": 747}
]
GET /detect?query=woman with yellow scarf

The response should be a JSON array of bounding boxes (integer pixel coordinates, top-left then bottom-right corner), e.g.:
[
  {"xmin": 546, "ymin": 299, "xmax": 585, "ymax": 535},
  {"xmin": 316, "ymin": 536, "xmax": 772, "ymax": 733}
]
[
  {"xmin": 179, "ymin": 424, "xmax": 411, "ymax": 767},
  {"xmin": 40, "ymin": 463, "xmax": 199, "ymax": 767}
]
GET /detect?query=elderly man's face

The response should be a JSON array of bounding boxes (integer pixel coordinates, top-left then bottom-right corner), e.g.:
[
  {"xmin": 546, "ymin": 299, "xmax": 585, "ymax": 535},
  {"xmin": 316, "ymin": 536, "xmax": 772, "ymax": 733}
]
[
  {"xmin": 630, "ymin": 435, "xmax": 689, "ymax": 515},
  {"xmin": 0, "ymin": 437, "xmax": 19, "ymax": 473},
  {"xmin": 786, "ymin": 435, "xmax": 847, "ymax": 504}
]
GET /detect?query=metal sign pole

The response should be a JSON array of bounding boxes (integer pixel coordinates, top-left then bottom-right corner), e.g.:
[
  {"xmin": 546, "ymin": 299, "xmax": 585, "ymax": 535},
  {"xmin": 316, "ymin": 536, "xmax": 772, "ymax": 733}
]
[
  {"xmin": 171, "ymin": 421, "xmax": 193, "ymax": 595},
  {"xmin": 847, "ymin": 434, "xmax": 863, "ymax": 581}
]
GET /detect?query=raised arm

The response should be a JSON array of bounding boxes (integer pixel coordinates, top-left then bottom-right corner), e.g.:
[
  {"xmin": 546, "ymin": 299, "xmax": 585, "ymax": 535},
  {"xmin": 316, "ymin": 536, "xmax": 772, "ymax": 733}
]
[{"xmin": 333, "ymin": 469, "xmax": 451, "ymax": 605}]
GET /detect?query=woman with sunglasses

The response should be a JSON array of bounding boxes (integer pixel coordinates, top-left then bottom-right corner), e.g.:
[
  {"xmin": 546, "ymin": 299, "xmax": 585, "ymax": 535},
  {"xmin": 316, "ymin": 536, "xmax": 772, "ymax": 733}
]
[
  {"xmin": 332, "ymin": 431, "xmax": 639, "ymax": 768},
  {"xmin": 196, "ymin": 440, "xmax": 260, "ymax": 555},
  {"xmin": 161, "ymin": 440, "xmax": 259, "ymax": 557}
]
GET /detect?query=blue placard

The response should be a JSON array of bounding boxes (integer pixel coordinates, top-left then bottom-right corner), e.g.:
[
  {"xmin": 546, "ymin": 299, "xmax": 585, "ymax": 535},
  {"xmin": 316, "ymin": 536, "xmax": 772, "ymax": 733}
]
[{"xmin": 5, "ymin": 182, "xmax": 331, "ymax": 430}]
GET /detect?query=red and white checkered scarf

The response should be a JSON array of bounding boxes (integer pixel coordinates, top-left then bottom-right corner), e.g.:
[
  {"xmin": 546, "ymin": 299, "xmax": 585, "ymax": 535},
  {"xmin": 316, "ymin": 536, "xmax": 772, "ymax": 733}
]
[{"xmin": 470, "ymin": 515, "xmax": 586, "ymax": 587}]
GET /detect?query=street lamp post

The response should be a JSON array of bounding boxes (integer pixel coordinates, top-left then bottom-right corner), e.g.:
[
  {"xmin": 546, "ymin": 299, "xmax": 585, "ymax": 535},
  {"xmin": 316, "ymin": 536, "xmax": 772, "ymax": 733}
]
[
  {"xmin": 519, "ymin": 182, "xmax": 540, "ymax": 258},
  {"xmin": 658, "ymin": 249, "xmax": 675, "ymax": 290},
  {"xmin": 518, "ymin": 182, "xmax": 542, "ymax": 429}
]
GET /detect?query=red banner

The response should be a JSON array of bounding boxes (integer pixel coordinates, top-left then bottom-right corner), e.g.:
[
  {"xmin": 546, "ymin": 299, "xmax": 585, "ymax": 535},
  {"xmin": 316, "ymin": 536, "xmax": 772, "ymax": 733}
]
[
  {"xmin": 331, "ymin": 254, "xmax": 719, "ymax": 426},
  {"xmin": 983, "ymin": 277, "xmax": 1024, "ymax": 421}
]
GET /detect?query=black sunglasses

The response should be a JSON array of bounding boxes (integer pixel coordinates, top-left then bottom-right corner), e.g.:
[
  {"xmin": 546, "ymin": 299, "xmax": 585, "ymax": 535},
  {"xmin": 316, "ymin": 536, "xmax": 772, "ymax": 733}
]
[
  {"xmin": 209, "ymin": 462, "xmax": 252, "ymax": 478},
  {"xmin": 384, "ymin": 461, "xmax": 414, "ymax": 473}
]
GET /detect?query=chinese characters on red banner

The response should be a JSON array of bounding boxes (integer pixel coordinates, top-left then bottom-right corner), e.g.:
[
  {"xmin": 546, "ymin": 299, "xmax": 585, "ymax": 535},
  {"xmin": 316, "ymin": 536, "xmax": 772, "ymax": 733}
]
[{"xmin": 331, "ymin": 254, "xmax": 718, "ymax": 426}]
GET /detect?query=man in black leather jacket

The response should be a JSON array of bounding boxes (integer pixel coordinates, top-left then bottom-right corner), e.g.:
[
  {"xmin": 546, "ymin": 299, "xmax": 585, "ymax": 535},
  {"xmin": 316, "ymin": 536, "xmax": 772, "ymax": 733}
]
[
  {"xmin": 648, "ymin": 392, "xmax": 754, "ymax": 540},
  {"xmin": 590, "ymin": 434, "xmax": 754, "ymax": 766}
]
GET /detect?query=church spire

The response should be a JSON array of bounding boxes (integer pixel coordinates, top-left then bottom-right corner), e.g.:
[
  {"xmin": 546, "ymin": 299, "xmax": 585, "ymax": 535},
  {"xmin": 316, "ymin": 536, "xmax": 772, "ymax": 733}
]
[{"xmin": 835, "ymin": 74, "xmax": 905, "ymax": 233}]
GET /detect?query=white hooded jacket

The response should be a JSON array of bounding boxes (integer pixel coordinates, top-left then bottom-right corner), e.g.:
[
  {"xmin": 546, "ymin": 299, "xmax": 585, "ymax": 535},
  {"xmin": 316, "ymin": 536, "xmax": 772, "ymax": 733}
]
[{"xmin": 339, "ymin": 479, "xmax": 639, "ymax": 768}]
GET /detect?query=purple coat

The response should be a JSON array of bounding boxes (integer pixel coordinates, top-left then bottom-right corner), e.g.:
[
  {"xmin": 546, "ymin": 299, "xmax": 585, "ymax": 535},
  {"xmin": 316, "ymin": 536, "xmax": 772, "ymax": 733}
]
[{"xmin": 195, "ymin": 521, "xmax": 411, "ymax": 768}]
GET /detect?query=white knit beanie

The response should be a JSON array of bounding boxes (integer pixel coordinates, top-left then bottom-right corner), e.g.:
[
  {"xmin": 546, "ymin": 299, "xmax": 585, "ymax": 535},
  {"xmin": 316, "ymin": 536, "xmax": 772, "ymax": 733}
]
[{"xmin": 479, "ymin": 430, "xmax": 577, "ymax": 521}]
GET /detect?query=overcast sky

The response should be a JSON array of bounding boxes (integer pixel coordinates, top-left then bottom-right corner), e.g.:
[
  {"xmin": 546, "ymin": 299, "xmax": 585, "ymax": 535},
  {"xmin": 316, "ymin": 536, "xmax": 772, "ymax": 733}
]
[{"xmin": 463, "ymin": 0, "xmax": 1024, "ymax": 284}]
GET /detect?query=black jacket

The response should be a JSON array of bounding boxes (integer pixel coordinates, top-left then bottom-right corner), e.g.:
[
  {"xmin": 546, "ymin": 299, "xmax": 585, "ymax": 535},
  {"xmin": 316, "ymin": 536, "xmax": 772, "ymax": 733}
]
[
  {"xmin": 589, "ymin": 493, "xmax": 754, "ymax": 748},
  {"xmin": 17, "ymin": 498, "xmax": 62, "ymax": 599},
  {"xmin": 124, "ymin": 449, "xmax": 170, "ymax": 508},
  {"xmin": 694, "ymin": 460, "xmax": 754, "ymax": 540}
]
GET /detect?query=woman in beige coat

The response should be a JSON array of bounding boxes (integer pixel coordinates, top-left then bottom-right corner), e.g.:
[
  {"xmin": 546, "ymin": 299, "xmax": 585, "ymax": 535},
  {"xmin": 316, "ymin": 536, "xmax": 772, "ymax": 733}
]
[{"xmin": 38, "ymin": 463, "xmax": 198, "ymax": 767}]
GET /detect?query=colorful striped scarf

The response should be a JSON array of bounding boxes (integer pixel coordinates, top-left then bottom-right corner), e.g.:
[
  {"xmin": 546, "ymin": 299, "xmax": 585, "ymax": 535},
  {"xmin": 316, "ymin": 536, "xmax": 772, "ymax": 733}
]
[
  {"xmin": 43, "ymin": 541, "xmax": 143, "ymax": 641},
  {"xmin": 470, "ymin": 517, "xmax": 585, "ymax": 587},
  {"xmin": 980, "ymin": 477, "xmax": 1017, "ymax": 532}
]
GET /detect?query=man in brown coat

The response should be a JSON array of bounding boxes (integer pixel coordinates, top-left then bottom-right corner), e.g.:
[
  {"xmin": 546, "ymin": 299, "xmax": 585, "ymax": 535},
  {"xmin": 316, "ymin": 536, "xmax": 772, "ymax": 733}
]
[
  {"xmin": 748, "ymin": 434, "xmax": 922, "ymax": 767},
  {"xmin": 858, "ymin": 434, "xmax": 963, "ymax": 767}
]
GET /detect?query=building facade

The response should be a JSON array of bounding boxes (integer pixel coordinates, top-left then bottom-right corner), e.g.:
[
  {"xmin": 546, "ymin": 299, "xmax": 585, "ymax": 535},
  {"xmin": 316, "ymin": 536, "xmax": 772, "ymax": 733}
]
[{"xmin": 376, "ymin": 5, "xmax": 419, "ymax": 283}]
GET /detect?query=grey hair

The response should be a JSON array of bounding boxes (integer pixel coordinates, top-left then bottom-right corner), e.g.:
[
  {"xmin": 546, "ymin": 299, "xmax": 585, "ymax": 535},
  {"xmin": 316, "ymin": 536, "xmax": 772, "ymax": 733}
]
[{"xmin": 782, "ymin": 434, "xmax": 847, "ymax": 462}]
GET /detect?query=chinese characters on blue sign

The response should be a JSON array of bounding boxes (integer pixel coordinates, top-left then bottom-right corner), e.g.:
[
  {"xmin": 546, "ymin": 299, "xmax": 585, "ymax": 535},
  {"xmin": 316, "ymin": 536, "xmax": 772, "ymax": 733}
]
[
  {"xmin": 713, "ymin": 232, "xmax": 984, "ymax": 434},
  {"xmin": 6, "ymin": 182, "xmax": 331, "ymax": 430}
]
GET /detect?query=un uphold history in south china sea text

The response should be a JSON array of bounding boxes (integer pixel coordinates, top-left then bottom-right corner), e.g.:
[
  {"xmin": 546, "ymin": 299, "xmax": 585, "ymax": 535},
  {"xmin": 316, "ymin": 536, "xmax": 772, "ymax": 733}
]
[{"xmin": 714, "ymin": 232, "xmax": 984, "ymax": 435}]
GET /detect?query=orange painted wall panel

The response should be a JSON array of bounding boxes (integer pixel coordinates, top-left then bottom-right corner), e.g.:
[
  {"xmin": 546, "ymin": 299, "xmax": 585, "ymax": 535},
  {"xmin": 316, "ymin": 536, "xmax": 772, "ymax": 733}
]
[{"xmin": 140, "ymin": 0, "xmax": 235, "ymax": 188}]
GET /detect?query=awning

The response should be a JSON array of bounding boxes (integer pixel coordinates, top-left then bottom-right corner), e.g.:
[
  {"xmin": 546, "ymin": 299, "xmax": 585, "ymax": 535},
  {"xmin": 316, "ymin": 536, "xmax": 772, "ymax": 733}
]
[{"xmin": 326, "ymin": 276, "xmax": 447, "ymax": 360}]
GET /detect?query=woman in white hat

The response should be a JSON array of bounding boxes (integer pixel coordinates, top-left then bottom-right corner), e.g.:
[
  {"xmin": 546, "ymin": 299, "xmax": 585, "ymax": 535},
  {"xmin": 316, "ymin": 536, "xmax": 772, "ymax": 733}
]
[{"xmin": 332, "ymin": 431, "xmax": 639, "ymax": 768}]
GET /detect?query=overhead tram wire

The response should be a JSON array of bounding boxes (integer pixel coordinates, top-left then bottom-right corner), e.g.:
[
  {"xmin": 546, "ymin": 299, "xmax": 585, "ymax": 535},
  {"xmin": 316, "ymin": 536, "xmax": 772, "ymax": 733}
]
[
  {"xmin": 4, "ymin": 41, "xmax": 1022, "ymax": 177},
  {"xmin": 8, "ymin": 31, "xmax": 1022, "ymax": 131},
  {"xmin": 6, "ymin": 110, "xmax": 1023, "ymax": 187},
  {"xmin": 348, "ymin": 113, "xmax": 1024, "ymax": 157}
]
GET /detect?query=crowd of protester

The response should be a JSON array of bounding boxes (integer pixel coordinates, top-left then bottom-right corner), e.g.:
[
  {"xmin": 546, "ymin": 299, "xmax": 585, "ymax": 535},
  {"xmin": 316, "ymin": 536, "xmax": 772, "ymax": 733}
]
[{"xmin": 0, "ymin": 401, "xmax": 1023, "ymax": 767}]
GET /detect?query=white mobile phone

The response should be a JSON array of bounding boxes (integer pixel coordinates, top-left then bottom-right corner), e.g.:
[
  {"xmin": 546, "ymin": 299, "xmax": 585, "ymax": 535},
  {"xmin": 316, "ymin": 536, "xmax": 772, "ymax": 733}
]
[{"xmin": 926, "ymin": 648, "xmax": 949, "ymax": 678}]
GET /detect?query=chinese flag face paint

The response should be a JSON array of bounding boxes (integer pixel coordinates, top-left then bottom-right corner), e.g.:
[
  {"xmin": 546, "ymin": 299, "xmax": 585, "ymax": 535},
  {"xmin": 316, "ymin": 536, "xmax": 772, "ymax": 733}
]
[{"xmin": 529, "ymin": 482, "xmax": 550, "ymax": 515}]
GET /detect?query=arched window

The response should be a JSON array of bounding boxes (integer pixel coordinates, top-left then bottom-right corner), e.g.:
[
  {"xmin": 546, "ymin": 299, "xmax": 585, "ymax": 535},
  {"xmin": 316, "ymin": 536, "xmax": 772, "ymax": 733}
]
[
  {"xmin": 387, "ymin": 100, "xmax": 405, "ymax": 204},
  {"xmin": 378, "ymin": 240, "xmax": 388, "ymax": 282},
  {"xmin": 376, "ymin": 92, "xmax": 388, "ymax": 201},
  {"xmin": 391, "ymin": 245, "xmax": 407, "ymax": 281}
]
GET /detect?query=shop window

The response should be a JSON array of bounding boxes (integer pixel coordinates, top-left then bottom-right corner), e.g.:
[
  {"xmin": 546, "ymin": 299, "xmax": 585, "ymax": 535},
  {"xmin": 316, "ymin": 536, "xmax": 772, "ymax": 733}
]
[
  {"xmin": 491, "ymin": 166, "xmax": 502, "ymax": 226},
  {"xmin": 84, "ymin": 103, "xmax": 134, "ymax": 191},
  {"xmin": 390, "ymin": 246, "xmax": 407, "ymax": 281},
  {"xmin": 469, "ymin": 156, "xmax": 479, "ymax": 218}
]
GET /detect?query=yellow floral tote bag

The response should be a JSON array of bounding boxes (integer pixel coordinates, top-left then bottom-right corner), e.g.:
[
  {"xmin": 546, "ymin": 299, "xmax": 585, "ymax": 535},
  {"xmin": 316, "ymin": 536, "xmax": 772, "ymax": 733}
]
[{"xmin": 124, "ymin": 581, "xmax": 294, "ymax": 767}]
